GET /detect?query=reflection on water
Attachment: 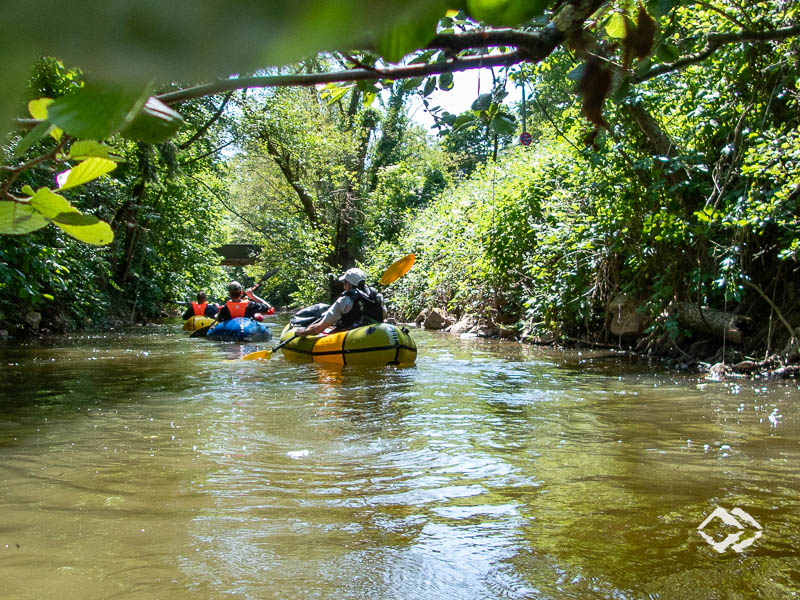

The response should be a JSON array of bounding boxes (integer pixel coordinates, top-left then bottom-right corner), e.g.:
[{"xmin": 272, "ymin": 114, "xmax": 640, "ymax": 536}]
[{"xmin": 0, "ymin": 322, "xmax": 799, "ymax": 599}]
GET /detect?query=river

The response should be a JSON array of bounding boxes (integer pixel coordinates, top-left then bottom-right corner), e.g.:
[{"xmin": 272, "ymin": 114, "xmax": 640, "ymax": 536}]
[{"xmin": 1, "ymin": 320, "xmax": 798, "ymax": 599}]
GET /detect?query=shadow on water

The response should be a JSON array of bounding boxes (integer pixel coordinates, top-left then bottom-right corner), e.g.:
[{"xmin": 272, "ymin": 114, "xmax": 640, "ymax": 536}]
[{"xmin": 0, "ymin": 323, "xmax": 798, "ymax": 599}]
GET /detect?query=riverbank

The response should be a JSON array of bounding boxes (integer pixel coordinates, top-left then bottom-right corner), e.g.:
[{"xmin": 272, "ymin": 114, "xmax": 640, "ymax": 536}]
[{"xmin": 409, "ymin": 307, "xmax": 800, "ymax": 381}]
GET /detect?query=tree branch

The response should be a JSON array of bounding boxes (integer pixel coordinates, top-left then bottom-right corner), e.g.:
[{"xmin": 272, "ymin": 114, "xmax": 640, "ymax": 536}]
[
  {"xmin": 692, "ymin": 0, "xmax": 748, "ymax": 29},
  {"xmin": 178, "ymin": 91, "xmax": 233, "ymax": 150},
  {"xmin": 157, "ymin": 53, "xmax": 524, "ymax": 105},
  {"xmin": 636, "ymin": 24, "xmax": 800, "ymax": 83},
  {"xmin": 742, "ymin": 279, "xmax": 798, "ymax": 353},
  {"xmin": 185, "ymin": 173, "xmax": 268, "ymax": 237}
]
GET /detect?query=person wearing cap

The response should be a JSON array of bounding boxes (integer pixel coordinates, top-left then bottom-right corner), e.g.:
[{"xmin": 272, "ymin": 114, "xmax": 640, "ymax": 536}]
[
  {"xmin": 181, "ymin": 291, "xmax": 219, "ymax": 320},
  {"xmin": 295, "ymin": 267, "xmax": 386, "ymax": 336},
  {"xmin": 215, "ymin": 280, "xmax": 275, "ymax": 322}
]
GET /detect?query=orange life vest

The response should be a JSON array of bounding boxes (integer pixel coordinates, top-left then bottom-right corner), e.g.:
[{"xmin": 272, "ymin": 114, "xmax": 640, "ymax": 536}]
[
  {"xmin": 192, "ymin": 301, "xmax": 207, "ymax": 316},
  {"xmin": 226, "ymin": 299, "xmax": 248, "ymax": 318}
]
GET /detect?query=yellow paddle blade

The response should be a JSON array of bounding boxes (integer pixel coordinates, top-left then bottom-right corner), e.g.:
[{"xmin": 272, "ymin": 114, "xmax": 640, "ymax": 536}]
[
  {"xmin": 379, "ymin": 253, "xmax": 415, "ymax": 285},
  {"xmin": 242, "ymin": 349, "xmax": 273, "ymax": 360}
]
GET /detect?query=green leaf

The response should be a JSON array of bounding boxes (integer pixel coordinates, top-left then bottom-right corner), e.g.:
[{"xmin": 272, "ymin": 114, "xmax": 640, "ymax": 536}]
[
  {"xmin": 439, "ymin": 72, "xmax": 454, "ymax": 91},
  {"xmin": 120, "ymin": 96, "xmax": 184, "ymax": 143},
  {"xmin": 646, "ymin": 0, "xmax": 677, "ymax": 18},
  {"xmin": 566, "ymin": 64, "xmax": 586, "ymax": 81},
  {"xmin": 362, "ymin": 91, "xmax": 377, "ymax": 107},
  {"xmin": 453, "ymin": 113, "xmax": 478, "ymax": 131},
  {"xmin": 605, "ymin": 13, "xmax": 629, "ymax": 39},
  {"xmin": 376, "ymin": 9, "xmax": 442, "ymax": 63},
  {"xmin": 56, "ymin": 157, "xmax": 117, "ymax": 190},
  {"xmin": 465, "ymin": 0, "xmax": 548, "ymax": 27},
  {"xmin": 409, "ymin": 49, "xmax": 436, "ymax": 65},
  {"xmin": 490, "ymin": 112, "xmax": 517, "ymax": 135},
  {"xmin": 656, "ymin": 43, "xmax": 680, "ymax": 63},
  {"xmin": 29, "ymin": 187, "xmax": 76, "ymax": 219},
  {"xmin": 47, "ymin": 84, "xmax": 149, "ymax": 139},
  {"xmin": 441, "ymin": 112, "xmax": 458, "ymax": 125},
  {"xmin": 27, "ymin": 188, "xmax": 114, "ymax": 245},
  {"xmin": 13, "ymin": 120, "xmax": 53, "ymax": 158},
  {"xmin": 423, "ymin": 77, "xmax": 437, "ymax": 97},
  {"xmin": 68, "ymin": 140, "xmax": 120, "ymax": 160},
  {"xmin": 27, "ymin": 98, "xmax": 53, "ymax": 121},
  {"xmin": 0, "ymin": 201, "xmax": 49, "ymax": 234},
  {"xmin": 321, "ymin": 84, "xmax": 351, "ymax": 105},
  {"xmin": 51, "ymin": 211, "xmax": 100, "ymax": 226},
  {"xmin": 471, "ymin": 93, "xmax": 493, "ymax": 111},
  {"xmin": 55, "ymin": 219, "xmax": 114, "ymax": 245},
  {"xmin": 28, "ymin": 98, "xmax": 63, "ymax": 141},
  {"xmin": 401, "ymin": 77, "xmax": 424, "ymax": 91}
]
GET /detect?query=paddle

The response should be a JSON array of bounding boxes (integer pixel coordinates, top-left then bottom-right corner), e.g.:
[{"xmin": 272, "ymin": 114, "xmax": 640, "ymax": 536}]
[
  {"xmin": 240, "ymin": 333, "xmax": 300, "ymax": 361},
  {"xmin": 241, "ymin": 253, "xmax": 415, "ymax": 360},
  {"xmin": 190, "ymin": 267, "xmax": 280, "ymax": 338}
]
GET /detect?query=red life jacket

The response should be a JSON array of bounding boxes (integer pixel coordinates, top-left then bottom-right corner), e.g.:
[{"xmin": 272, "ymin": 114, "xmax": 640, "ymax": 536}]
[
  {"xmin": 192, "ymin": 301, "xmax": 207, "ymax": 316},
  {"xmin": 226, "ymin": 300, "xmax": 248, "ymax": 318}
]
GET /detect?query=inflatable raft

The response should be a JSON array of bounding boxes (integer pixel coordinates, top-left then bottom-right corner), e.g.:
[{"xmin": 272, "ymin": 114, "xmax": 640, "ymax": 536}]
[
  {"xmin": 207, "ymin": 317, "xmax": 272, "ymax": 342},
  {"xmin": 278, "ymin": 322, "xmax": 416, "ymax": 366},
  {"xmin": 183, "ymin": 315, "xmax": 216, "ymax": 332}
]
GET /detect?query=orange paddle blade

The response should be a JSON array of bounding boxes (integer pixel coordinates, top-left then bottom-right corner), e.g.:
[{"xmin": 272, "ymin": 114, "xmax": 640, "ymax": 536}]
[{"xmin": 379, "ymin": 253, "xmax": 415, "ymax": 285}]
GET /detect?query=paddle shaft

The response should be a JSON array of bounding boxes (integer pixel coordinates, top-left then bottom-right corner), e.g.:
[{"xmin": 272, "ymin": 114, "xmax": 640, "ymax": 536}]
[{"xmin": 269, "ymin": 334, "xmax": 300, "ymax": 356}]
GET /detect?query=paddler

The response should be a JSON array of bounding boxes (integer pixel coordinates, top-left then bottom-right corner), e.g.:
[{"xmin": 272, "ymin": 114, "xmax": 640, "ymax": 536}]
[{"xmin": 295, "ymin": 268, "xmax": 385, "ymax": 336}]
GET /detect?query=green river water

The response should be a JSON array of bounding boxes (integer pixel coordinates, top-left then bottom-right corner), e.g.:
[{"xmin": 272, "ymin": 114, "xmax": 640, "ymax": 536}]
[{"xmin": 0, "ymin": 319, "xmax": 798, "ymax": 599}]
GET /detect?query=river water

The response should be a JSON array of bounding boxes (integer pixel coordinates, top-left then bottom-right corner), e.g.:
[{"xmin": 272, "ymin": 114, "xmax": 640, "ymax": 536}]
[{"xmin": 0, "ymin": 320, "xmax": 798, "ymax": 599}]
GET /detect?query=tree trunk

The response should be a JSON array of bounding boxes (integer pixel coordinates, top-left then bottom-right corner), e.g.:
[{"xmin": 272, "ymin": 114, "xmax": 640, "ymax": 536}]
[{"xmin": 675, "ymin": 302, "xmax": 746, "ymax": 344}]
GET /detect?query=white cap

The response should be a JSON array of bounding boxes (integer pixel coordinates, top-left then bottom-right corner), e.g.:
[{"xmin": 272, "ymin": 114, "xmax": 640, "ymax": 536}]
[{"xmin": 339, "ymin": 267, "xmax": 366, "ymax": 285}]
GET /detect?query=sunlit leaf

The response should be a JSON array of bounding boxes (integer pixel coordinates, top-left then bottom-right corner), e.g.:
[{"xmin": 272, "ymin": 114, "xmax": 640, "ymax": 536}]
[
  {"xmin": 55, "ymin": 219, "xmax": 114, "ymax": 245},
  {"xmin": 68, "ymin": 140, "xmax": 120, "ymax": 161},
  {"xmin": 47, "ymin": 84, "xmax": 149, "ymax": 139},
  {"xmin": 465, "ymin": 0, "xmax": 548, "ymax": 27},
  {"xmin": 119, "ymin": 96, "xmax": 185, "ymax": 143},
  {"xmin": 605, "ymin": 13, "xmax": 629, "ymax": 39},
  {"xmin": 27, "ymin": 98, "xmax": 53, "ymax": 121},
  {"xmin": 29, "ymin": 187, "xmax": 76, "ymax": 219},
  {"xmin": 27, "ymin": 188, "xmax": 114, "ymax": 245},
  {"xmin": 439, "ymin": 72, "xmax": 454, "ymax": 90},
  {"xmin": 51, "ymin": 211, "xmax": 100, "ymax": 226},
  {"xmin": 28, "ymin": 97, "xmax": 63, "ymax": 141},
  {"xmin": 321, "ymin": 84, "xmax": 350, "ymax": 105},
  {"xmin": 0, "ymin": 201, "xmax": 49, "ymax": 234},
  {"xmin": 56, "ymin": 157, "xmax": 117, "ymax": 191},
  {"xmin": 362, "ymin": 91, "xmax": 377, "ymax": 107}
]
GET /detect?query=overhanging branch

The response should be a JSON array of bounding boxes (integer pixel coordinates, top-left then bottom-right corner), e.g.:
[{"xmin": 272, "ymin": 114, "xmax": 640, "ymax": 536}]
[
  {"xmin": 157, "ymin": 52, "xmax": 524, "ymax": 105},
  {"xmin": 636, "ymin": 24, "xmax": 800, "ymax": 83}
]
